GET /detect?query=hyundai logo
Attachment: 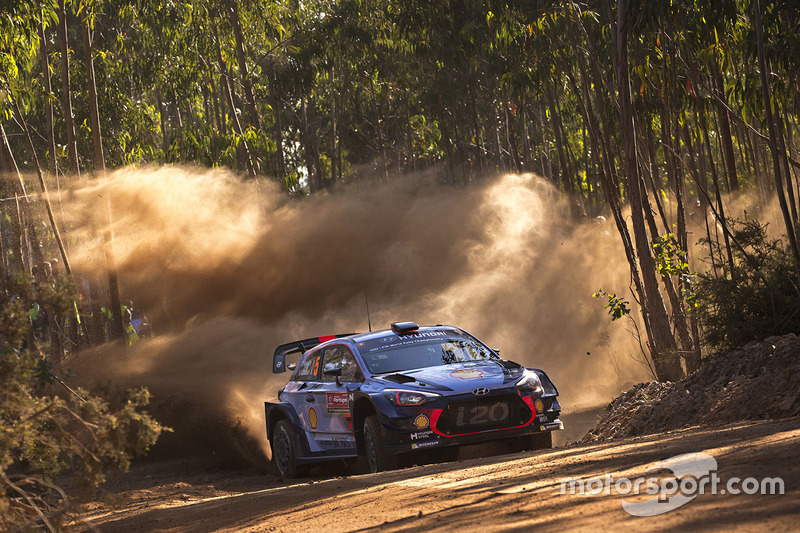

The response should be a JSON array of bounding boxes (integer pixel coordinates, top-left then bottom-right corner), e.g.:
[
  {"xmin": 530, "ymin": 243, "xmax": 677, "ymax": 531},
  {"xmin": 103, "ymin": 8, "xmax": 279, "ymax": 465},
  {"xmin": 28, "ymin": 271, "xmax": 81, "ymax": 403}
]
[{"xmin": 472, "ymin": 387, "xmax": 490, "ymax": 396}]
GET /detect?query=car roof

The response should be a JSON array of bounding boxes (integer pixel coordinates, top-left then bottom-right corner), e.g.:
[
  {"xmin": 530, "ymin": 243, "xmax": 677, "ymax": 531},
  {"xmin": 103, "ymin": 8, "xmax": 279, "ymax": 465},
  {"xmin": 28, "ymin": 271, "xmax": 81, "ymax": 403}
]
[{"xmin": 350, "ymin": 324, "xmax": 463, "ymax": 344}]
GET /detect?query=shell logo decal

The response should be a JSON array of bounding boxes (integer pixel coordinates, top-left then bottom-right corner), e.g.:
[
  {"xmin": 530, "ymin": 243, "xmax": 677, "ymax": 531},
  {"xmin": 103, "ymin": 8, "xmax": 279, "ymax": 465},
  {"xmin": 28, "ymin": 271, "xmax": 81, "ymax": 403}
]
[
  {"xmin": 309, "ymin": 407, "xmax": 318, "ymax": 429},
  {"xmin": 534, "ymin": 399, "xmax": 545, "ymax": 414},
  {"xmin": 449, "ymin": 369, "xmax": 485, "ymax": 380},
  {"xmin": 413, "ymin": 414, "xmax": 429, "ymax": 429}
]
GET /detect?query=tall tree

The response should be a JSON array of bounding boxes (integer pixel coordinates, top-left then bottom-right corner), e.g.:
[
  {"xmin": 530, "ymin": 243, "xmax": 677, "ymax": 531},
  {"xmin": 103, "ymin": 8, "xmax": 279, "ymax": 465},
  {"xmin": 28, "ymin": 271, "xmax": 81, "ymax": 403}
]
[
  {"xmin": 57, "ymin": 0, "xmax": 79, "ymax": 175},
  {"xmin": 82, "ymin": 6, "xmax": 126, "ymax": 342},
  {"xmin": 615, "ymin": 0, "xmax": 682, "ymax": 381}
]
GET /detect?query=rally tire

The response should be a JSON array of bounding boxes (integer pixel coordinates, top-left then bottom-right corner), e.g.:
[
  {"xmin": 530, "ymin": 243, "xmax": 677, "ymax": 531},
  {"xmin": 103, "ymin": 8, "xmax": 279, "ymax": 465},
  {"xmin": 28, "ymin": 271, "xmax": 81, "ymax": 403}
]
[
  {"xmin": 521, "ymin": 431, "xmax": 553, "ymax": 451},
  {"xmin": 272, "ymin": 420, "xmax": 306, "ymax": 478},
  {"xmin": 364, "ymin": 415, "xmax": 398, "ymax": 473}
]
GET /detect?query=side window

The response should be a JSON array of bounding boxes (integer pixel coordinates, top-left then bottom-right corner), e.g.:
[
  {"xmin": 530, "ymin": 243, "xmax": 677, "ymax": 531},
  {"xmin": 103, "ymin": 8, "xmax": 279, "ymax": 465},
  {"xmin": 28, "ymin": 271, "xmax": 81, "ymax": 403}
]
[
  {"xmin": 293, "ymin": 351, "xmax": 321, "ymax": 381},
  {"xmin": 321, "ymin": 346, "xmax": 364, "ymax": 383}
]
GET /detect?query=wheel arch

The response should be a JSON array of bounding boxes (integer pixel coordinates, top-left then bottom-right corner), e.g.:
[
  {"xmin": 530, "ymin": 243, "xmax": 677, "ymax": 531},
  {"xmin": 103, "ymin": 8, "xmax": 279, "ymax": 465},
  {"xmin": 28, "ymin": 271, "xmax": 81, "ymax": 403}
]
[
  {"xmin": 265, "ymin": 402, "xmax": 300, "ymax": 442},
  {"xmin": 351, "ymin": 396, "xmax": 377, "ymax": 455}
]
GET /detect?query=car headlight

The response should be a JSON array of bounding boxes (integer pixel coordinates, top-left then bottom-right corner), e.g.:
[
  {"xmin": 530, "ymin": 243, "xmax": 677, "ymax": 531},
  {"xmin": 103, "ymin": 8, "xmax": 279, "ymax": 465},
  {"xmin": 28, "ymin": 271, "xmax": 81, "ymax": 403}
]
[
  {"xmin": 384, "ymin": 389, "xmax": 442, "ymax": 406},
  {"xmin": 516, "ymin": 370, "xmax": 543, "ymax": 395}
]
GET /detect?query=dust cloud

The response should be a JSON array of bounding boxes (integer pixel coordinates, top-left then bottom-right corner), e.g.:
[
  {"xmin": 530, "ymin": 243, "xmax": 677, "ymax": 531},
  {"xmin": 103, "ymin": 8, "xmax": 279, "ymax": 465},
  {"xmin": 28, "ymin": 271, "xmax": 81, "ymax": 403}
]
[{"xmin": 61, "ymin": 166, "xmax": 649, "ymax": 464}]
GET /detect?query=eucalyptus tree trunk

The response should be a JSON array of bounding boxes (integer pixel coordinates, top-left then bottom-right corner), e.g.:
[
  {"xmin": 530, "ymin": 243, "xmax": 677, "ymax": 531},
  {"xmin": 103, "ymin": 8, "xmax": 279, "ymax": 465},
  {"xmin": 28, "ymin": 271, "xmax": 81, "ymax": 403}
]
[
  {"xmin": 218, "ymin": 74, "xmax": 229, "ymax": 135},
  {"xmin": 212, "ymin": 21, "xmax": 256, "ymax": 178},
  {"xmin": 375, "ymin": 98, "xmax": 388, "ymax": 183},
  {"xmin": 544, "ymin": 78, "xmax": 572, "ymax": 196},
  {"xmin": 467, "ymin": 73, "xmax": 485, "ymax": 174},
  {"xmin": 700, "ymin": 105, "xmax": 735, "ymax": 271},
  {"xmin": 155, "ymin": 89, "xmax": 169, "ymax": 159},
  {"xmin": 504, "ymin": 101, "xmax": 522, "ymax": 174},
  {"xmin": 226, "ymin": 0, "xmax": 261, "ymax": 131},
  {"xmin": 301, "ymin": 97, "xmax": 323, "ymax": 192},
  {"xmin": 615, "ymin": 0, "xmax": 682, "ymax": 382},
  {"xmin": 754, "ymin": 0, "xmax": 800, "ymax": 284},
  {"xmin": 777, "ymin": 108, "xmax": 799, "ymax": 222},
  {"xmin": 405, "ymin": 92, "xmax": 414, "ymax": 173},
  {"xmin": 84, "ymin": 24, "xmax": 104, "ymax": 169},
  {"xmin": 0, "ymin": 124, "xmax": 26, "ymax": 273},
  {"xmin": 711, "ymin": 61, "xmax": 739, "ymax": 193},
  {"xmin": 83, "ymin": 18, "xmax": 126, "ymax": 343},
  {"xmin": 436, "ymin": 88, "xmax": 456, "ymax": 183},
  {"xmin": 520, "ymin": 96, "xmax": 531, "ymax": 171},
  {"xmin": 2, "ymin": 77, "xmax": 69, "ymax": 277},
  {"xmin": 330, "ymin": 67, "xmax": 338, "ymax": 185},
  {"xmin": 209, "ymin": 75, "xmax": 222, "ymax": 134},
  {"xmin": 57, "ymin": 0, "xmax": 79, "ymax": 176},
  {"xmin": 39, "ymin": 14, "xmax": 57, "ymax": 177},
  {"xmin": 272, "ymin": 93, "xmax": 285, "ymax": 182}
]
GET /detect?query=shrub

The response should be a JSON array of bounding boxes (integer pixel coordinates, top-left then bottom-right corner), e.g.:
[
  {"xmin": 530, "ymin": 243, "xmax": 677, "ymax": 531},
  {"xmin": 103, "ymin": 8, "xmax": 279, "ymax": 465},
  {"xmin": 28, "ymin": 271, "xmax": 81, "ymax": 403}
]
[
  {"xmin": 694, "ymin": 219, "xmax": 800, "ymax": 354},
  {"xmin": 1, "ymin": 275, "xmax": 166, "ymax": 530}
]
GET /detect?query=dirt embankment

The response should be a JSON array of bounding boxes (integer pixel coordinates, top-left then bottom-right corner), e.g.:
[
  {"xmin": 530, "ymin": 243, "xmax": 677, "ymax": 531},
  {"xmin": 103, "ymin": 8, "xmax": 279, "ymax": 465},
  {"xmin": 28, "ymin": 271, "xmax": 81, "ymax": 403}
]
[{"xmin": 583, "ymin": 334, "xmax": 800, "ymax": 442}]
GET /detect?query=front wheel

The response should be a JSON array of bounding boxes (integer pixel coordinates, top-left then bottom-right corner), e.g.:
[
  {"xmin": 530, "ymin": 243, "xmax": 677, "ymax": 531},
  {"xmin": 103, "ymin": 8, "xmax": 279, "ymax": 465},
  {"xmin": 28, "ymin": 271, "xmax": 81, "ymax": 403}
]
[
  {"xmin": 363, "ymin": 415, "xmax": 398, "ymax": 473},
  {"xmin": 272, "ymin": 420, "xmax": 306, "ymax": 478}
]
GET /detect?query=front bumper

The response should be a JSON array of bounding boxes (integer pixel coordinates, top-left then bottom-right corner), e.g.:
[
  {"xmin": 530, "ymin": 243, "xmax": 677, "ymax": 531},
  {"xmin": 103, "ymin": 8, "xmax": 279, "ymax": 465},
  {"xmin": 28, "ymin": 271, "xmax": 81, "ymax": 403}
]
[{"xmin": 375, "ymin": 390, "xmax": 563, "ymax": 453}]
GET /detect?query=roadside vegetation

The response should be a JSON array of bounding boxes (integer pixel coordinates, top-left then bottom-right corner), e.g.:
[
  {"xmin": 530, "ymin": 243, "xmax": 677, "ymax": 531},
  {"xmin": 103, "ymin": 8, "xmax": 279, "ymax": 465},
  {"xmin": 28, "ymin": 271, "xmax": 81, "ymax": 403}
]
[{"xmin": 1, "ymin": 275, "xmax": 164, "ymax": 530}]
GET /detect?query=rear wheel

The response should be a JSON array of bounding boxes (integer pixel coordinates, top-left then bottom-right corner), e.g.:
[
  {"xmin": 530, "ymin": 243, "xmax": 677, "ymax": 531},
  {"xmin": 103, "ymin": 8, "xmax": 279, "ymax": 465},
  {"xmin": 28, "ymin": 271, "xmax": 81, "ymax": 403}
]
[
  {"xmin": 272, "ymin": 420, "xmax": 306, "ymax": 478},
  {"xmin": 364, "ymin": 415, "xmax": 398, "ymax": 473},
  {"xmin": 521, "ymin": 431, "xmax": 553, "ymax": 451}
]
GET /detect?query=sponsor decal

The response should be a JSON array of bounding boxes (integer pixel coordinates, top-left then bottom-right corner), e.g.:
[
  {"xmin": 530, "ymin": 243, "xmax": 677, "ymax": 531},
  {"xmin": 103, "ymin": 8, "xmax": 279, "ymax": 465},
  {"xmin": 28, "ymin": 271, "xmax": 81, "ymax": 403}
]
[
  {"xmin": 309, "ymin": 407, "xmax": 318, "ymax": 430},
  {"xmin": 410, "ymin": 429, "xmax": 435, "ymax": 441},
  {"xmin": 534, "ymin": 399, "xmax": 545, "ymax": 413},
  {"xmin": 449, "ymin": 369, "xmax": 485, "ymax": 380},
  {"xmin": 362, "ymin": 331, "xmax": 452, "ymax": 352},
  {"xmin": 380, "ymin": 331, "xmax": 448, "ymax": 343},
  {"xmin": 319, "ymin": 436, "xmax": 352, "ymax": 449},
  {"xmin": 411, "ymin": 440, "xmax": 441, "ymax": 450},
  {"xmin": 413, "ymin": 414, "xmax": 430, "ymax": 429},
  {"xmin": 327, "ymin": 392, "xmax": 350, "ymax": 414}
]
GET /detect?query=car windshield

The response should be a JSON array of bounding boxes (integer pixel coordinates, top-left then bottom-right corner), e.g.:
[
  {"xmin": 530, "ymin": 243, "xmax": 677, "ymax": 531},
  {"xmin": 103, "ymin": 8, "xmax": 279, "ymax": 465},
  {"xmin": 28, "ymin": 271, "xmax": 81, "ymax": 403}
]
[{"xmin": 360, "ymin": 338, "xmax": 496, "ymax": 374}]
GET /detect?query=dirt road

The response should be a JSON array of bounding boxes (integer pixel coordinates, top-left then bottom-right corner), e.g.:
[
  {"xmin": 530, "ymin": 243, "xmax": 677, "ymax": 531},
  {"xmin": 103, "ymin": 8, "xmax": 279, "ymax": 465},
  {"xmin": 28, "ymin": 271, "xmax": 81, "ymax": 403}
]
[{"xmin": 80, "ymin": 415, "xmax": 799, "ymax": 532}]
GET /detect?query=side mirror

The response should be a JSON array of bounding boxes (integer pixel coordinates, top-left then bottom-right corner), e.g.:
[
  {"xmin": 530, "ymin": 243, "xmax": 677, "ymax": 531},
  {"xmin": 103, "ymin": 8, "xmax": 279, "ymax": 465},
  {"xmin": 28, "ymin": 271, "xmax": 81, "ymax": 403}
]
[
  {"xmin": 287, "ymin": 363, "xmax": 297, "ymax": 371},
  {"xmin": 324, "ymin": 366, "xmax": 342, "ymax": 385},
  {"xmin": 493, "ymin": 348, "xmax": 501, "ymax": 355}
]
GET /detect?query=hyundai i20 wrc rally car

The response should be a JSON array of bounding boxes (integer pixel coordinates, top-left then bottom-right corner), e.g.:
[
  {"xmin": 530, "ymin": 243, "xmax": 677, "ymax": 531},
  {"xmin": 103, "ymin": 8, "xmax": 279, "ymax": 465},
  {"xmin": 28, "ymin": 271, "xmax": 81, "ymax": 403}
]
[{"xmin": 265, "ymin": 322, "xmax": 563, "ymax": 477}]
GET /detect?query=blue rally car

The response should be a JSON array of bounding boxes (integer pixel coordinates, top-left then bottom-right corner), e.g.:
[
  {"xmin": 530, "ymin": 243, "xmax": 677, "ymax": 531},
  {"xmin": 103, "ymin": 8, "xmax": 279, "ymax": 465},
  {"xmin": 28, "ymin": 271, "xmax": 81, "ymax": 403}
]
[{"xmin": 265, "ymin": 322, "xmax": 563, "ymax": 477}]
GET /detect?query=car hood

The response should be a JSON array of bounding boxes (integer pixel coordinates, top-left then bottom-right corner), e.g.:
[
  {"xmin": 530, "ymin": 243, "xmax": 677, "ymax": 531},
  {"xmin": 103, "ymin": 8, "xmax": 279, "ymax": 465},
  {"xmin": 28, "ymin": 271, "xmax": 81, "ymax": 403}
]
[{"xmin": 376, "ymin": 360, "xmax": 523, "ymax": 392}]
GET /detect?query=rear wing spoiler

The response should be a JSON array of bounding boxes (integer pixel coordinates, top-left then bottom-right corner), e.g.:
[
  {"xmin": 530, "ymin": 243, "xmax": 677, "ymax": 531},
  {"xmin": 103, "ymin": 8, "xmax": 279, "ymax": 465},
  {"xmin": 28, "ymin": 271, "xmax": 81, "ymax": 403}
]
[{"xmin": 272, "ymin": 333, "xmax": 355, "ymax": 373}]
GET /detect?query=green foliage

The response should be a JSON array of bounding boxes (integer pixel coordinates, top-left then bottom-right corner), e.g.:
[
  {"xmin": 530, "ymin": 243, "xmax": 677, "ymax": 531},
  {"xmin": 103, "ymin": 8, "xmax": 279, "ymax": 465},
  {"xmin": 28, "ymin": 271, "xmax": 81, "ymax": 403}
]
[
  {"xmin": 0, "ymin": 277, "xmax": 166, "ymax": 530},
  {"xmin": 592, "ymin": 289, "xmax": 631, "ymax": 321},
  {"xmin": 695, "ymin": 219, "xmax": 800, "ymax": 354},
  {"xmin": 653, "ymin": 234, "xmax": 698, "ymax": 310}
]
